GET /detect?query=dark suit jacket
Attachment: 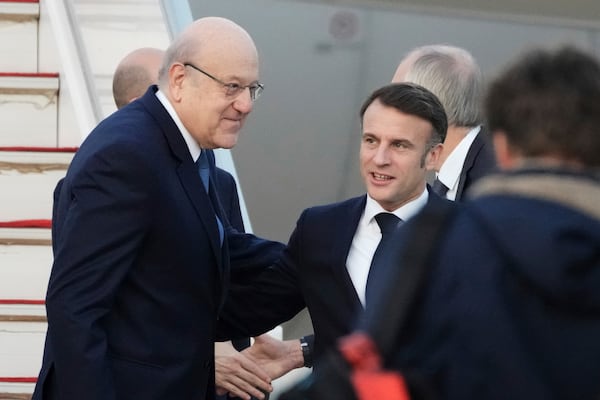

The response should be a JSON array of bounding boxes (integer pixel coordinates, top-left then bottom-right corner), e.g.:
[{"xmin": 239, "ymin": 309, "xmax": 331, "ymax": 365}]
[
  {"xmin": 34, "ymin": 86, "xmax": 282, "ymax": 400},
  {"xmin": 455, "ymin": 127, "xmax": 496, "ymax": 201},
  {"xmin": 220, "ymin": 188, "xmax": 451, "ymax": 364},
  {"xmin": 51, "ymin": 162, "xmax": 244, "ymax": 248},
  {"xmin": 214, "ymin": 168, "xmax": 245, "ymax": 232}
]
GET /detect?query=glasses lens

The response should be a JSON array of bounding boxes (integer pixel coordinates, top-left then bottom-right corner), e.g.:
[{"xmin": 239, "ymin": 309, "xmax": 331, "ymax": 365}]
[
  {"xmin": 251, "ymin": 84, "xmax": 264, "ymax": 101},
  {"xmin": 224, "ymin": 84, "xmax": 242, "ymax": 97}
]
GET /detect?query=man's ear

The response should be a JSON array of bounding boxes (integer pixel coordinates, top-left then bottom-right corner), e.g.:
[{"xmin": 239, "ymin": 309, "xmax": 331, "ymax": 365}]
[
  {"xmin": 425, "ymin": 143, "xmax": 443, "ymax": 171},
  {"xmin": 493, "ymin": 130, "xmax": 519, "ymax": 170},
  {"xmin": 169, "ymin": 63, "xmax": 186, "ymax": 102}
]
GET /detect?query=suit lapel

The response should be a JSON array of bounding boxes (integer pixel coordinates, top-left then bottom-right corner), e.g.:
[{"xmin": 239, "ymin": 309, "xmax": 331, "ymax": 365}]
[
  {"xmin": 140, "ymin": 86, "xmax": 223, "ymax": 265},
  {"xmin": 176, "ymin": 164, "xmax": 223, "ymax": 265},
  {"xmin": 329, "ymin": 195, "xmax": 367, "ymax": 309},
  {"xmin": 456, "ymin": 130, "xmax": 484, "ymax": 200}
]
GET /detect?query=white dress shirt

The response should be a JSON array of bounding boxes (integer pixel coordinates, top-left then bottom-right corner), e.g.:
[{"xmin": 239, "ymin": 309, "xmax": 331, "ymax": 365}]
[
  {"xmin": 156, "ymin": 89, "xmax": 201, "ymax": 162},
  {"xmin": 437, "ymin": 126, "xmax": 481, "ymax": 200},
  {"xmin": 346, "ymin": 188, "xmax": 428, "ymax": 307}
]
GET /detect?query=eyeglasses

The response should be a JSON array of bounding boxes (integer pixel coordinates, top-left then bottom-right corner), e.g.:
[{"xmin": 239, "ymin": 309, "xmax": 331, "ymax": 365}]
[{"xmin": 183, "ymin": 62, "xmax": 264, "ymax": 101}]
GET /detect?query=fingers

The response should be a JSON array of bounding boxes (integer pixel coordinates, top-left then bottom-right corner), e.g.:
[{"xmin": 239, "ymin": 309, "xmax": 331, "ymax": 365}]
[
  {"xmin": 217, "ymin": 370, "xmax": 271, "ymax": 400},
  {"xmin": 215, "ymin": 349, "xmax": 273, "ymax": 400}
]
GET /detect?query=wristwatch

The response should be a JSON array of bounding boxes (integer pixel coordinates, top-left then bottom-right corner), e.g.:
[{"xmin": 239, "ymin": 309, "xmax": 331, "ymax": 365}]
[{"xmin": 300, "ymin": 336, "xmax": 313, "ymax": 368}]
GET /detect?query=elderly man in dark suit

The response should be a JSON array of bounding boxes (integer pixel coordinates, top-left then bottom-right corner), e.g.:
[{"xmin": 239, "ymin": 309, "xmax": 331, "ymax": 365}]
[
  {"xmin": 112, "ymin": 46, "xmax": 261, "ymax": 400},
  {"xmin": 111, "ymin": 46, "xmax": 246, "ymax": 234},
  {"xmin": 219, "ymin": 83, "xmax": 453, "ymax": 374},
  {"xmin": 34, "ymin": 17, "xmax": 284, "ymax": 400},
  {"xmin": 392, "ymin": 44, "xmax": 496, "ymax": 201}
]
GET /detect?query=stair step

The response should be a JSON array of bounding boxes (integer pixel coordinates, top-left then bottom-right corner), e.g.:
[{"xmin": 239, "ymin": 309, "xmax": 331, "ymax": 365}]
[
  {"xmin": 0, "ymin": 1, "xmax": 39, "ymax": 73},
  {"xmin": 0, "ymin": 300, "xmax": 46, "ymax": 318},
  {"xmin": 0, "ymin": 230, "xmax": 52, "ymax": 299},
  {"xmin": 0, "ymin": 147, "xmax": 73, "ymax": 166},
  {"xmin": 0, "ymin": 220, "xmax": 51, "ymax": 229},
  {"xmin": 0, "ymin": 319, "xmax": 45, "ymax": 380},
  {"xmin": 0, "ymin": 148, "xmax": 73, "ymax": 220},
  {"xmin": 0, "ymin": 226, "xmax": 51, "ymax": 245},
  {"xmin": 0, "ymin": 300, "xmax": 46, "ymax": 384},
  {"xmin": 0, "ymin": 1, "xmax": 38, "ymax": 19},
  {"xmin": 0, "ymin": 73, "xmax": 58, "ymax": 88},
  {"xmin": 0, "ymin": 74, "xmax": 59, "ymax": 146},
  {"xmin": 0, "ymin": 389, "xmax": 33, "ymax": 400}
]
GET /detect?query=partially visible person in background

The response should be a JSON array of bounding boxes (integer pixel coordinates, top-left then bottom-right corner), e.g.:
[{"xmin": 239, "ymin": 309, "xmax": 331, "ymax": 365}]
[
  {"xmin": 362, "ymin": 45, "xmax": 600, "ymax": 400},
  {"xmin": 112, "ymin": 47, "xmax": 165, "ymax": 109},
  {"xmin": 393, "ymin": 44, "xmax": 496, "ymax": 201}
]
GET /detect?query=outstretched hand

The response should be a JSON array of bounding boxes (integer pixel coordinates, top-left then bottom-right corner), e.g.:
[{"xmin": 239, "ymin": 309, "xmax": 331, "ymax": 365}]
[
  {"xmin": 215, "ymin": 341, "xmax": 272, "ymax": 400},
  {"xmin": 242, "ymin": 334, "xmax": 305, "ymax": 380}
]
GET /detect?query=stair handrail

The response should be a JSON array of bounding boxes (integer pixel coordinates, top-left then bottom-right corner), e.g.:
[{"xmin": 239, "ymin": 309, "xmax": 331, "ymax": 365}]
[{"xmin": 44, "ymin": 0, "xmax": 102, "ymax": 139}]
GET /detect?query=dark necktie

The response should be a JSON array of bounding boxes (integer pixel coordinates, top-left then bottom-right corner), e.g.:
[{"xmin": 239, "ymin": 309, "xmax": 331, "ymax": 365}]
[
  {"xmin": 197, "ymin": 150, "xmax": 224, "ymax": 244},
  {"xmin": 432, "ymin": 178, "xmax": 449, "ymax": 197},
  {"xmin": 365, "ymin": 212, "xmax": 401, "ymax": 306}
]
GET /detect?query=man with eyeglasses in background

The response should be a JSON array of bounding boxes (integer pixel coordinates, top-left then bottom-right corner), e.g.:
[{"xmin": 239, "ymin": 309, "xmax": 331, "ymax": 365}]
[{"xmin": 32, "ymin": 17, "xmax": 290, "ymax": 400}]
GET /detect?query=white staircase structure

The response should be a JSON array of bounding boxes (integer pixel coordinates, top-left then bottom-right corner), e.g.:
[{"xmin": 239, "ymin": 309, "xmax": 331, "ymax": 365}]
[
  {"xmin": 0, "ymin": 1, "xmax": 169, "ymax": 398},
  {"xmin": 1, "ymin": 1, "xmax": 61, "ymax": 396}
]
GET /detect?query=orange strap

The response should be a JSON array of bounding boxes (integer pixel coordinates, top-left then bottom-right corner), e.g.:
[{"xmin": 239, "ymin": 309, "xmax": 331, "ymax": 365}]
[
  {"xmin": 339, "ymin": 332, "xmax": 411, "ymax": 400},
  {"xmin": 353, "ymin": 371, "xmax": 410, "ymax": 400}
]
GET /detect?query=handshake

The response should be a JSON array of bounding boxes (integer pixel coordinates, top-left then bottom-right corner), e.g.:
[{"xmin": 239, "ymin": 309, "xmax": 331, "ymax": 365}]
[{"xmin": 215, "ymin": 334, "xmax": 308, "ymax": 400}]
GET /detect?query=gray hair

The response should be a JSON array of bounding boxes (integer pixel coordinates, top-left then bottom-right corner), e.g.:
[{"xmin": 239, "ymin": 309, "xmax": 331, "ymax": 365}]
[
  {"xmin": 157, "ymin": 36, "xmax": 197, "ymax": 88},
  {"xmin": 403, "ymin": 45, "xmax": 482, "ymax": 127}
]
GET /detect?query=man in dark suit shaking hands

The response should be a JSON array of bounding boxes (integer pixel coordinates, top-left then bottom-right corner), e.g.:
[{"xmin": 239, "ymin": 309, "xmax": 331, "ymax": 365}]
[
  {"xmin": 220, "ymin": 82, "xmax": 451, "ymax": 373},
  {"xmin": 393, "ymin": 45, "xmax": 496, "ymax": 201},
  {"xmin": 33, "ymin": 17, "xmax": 283, "ymax": 400}
]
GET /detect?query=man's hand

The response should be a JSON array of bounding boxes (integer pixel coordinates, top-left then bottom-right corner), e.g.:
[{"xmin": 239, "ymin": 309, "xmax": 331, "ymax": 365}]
[
  {"xmin": 242, "ymin": 334, "xmax": 304, "ymax": 380},
  {"xmin": 215, "ymin": 341, "xmax": 272, "ymax": 400}
]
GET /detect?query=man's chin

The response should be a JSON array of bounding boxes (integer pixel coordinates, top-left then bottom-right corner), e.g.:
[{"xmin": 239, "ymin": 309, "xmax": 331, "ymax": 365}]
[{"xmin": 215, "ymin": 137, "xmax": 239, "ymax": 150}]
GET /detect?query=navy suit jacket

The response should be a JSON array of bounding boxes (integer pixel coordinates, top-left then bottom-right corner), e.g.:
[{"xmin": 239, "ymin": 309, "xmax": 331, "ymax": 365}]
[
  {"xmin": 455, "ymin": 128, "xmax": 496, "ymax": 201},
  {"xmin": 220, "ymin": 188, "xmax": 451, "ymax": 363},
  {"xmin": 214, "ymin": 168, "xmax": 245, "ymax": 232},
  {"xmin": 51, "ymin": 166, "xmax": 245, "ymax": 250},
  {"xmin": 35, "ymin": 86, "xmax": 282, "ymax": 400}
]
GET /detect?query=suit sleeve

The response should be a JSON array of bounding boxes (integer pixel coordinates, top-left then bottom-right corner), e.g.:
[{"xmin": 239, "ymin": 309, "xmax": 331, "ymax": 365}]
[
  {"xmin": 46, "ymin": 142, "xmax": 153, "ymax": 400},
  {"xmin": 217, "ymin": 212, "xmax": 309, "ymax": 340}
]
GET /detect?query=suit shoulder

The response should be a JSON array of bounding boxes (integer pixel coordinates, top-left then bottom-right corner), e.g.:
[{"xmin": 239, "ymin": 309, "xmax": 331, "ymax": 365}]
[
  {"xmin": 301, "ymin": 195, "xmax": 366, "ymax": 219},
  {"xmin": 470, "ymin": 129, "xmax": 497, "ymax": 171},
  {"xmin": 427, "ymin": 190, "xmax": 457, "ymax": 207}
]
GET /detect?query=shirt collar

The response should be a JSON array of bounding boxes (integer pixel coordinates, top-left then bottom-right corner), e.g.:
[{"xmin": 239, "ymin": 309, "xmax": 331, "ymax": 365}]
[
  {"xmin": 437, "ymin": 125, "xmax": 481, "ymax": 190},
  {"xmin": 363, "ymin": 187, "xmax": 429, "ymax": 226},
  {"xmin": 155, "ymin": 89, "xmax": 202, "ymax": 162}
]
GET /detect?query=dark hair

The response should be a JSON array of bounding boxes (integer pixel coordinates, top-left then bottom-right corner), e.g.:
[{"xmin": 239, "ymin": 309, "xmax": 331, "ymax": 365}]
[
  {"xmin": 360, "ymin": 83, "xmax": 448, "ymax": 148},
  {"xmin": 486, "ymin": 46, "xmax": 600, "ymax": 167}
]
